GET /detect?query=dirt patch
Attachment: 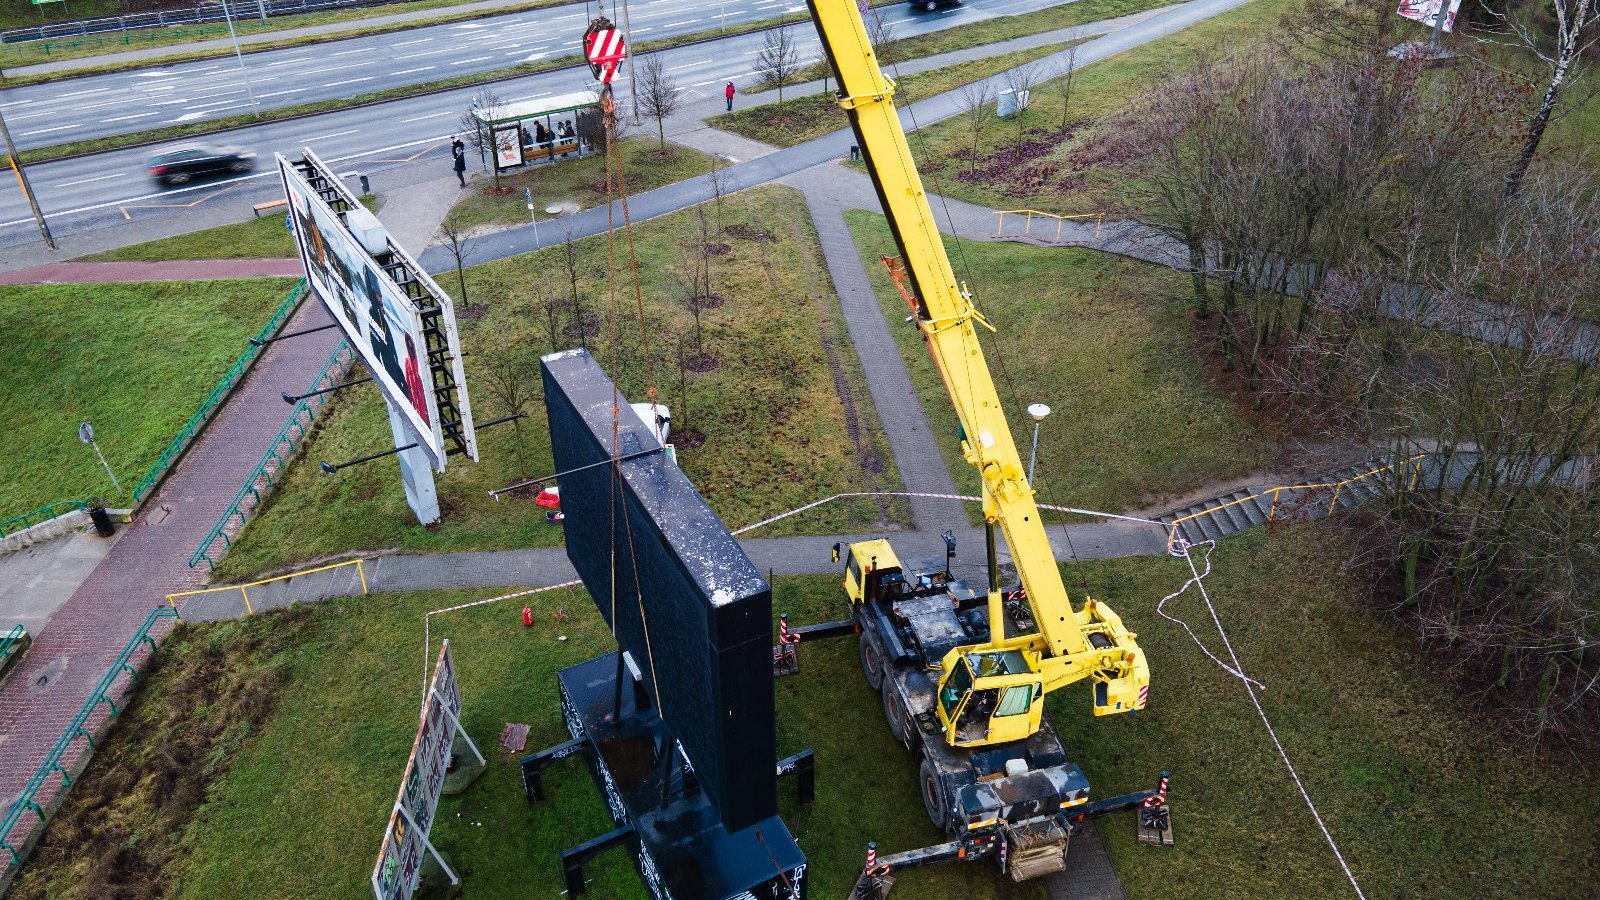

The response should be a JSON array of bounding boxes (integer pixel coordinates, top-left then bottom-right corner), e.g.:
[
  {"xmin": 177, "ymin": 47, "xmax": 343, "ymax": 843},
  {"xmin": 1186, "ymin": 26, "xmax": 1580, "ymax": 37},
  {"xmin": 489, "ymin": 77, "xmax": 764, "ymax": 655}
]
[
  {"xmin": 10, "ymin": 610, "xmax": 317, "ymax": 900},
  {"xmin": 482, "ymin": 186, "xmax": 514, "ymax": 197},
  {"xmin": 686, "ymin": 353, "xmax": 720, "ymax": 373},
  {"xmin": 461, "ymin": 302, "xmax": 490, "ymax": 320},
  {"xmin": 673, "ymin": 427, "xmax": 707, "ymax": 450},
  {"xmin": 705, "ymin": 242, "xmax": 733, "ymax": 257},
  {"xmin": 503, "ymin": 482, "xmax": 546, "ymax": 501},
  {"xmin": 691, "ymin": 293, "xmax": 726, "ymax": 310},
  {"xmin": 648, "ymin": 149, "xmax": 675, "ymax": 160},
  {"xmin": 725, "ymin": 223, "xmax": 776, "ymax": 242}
]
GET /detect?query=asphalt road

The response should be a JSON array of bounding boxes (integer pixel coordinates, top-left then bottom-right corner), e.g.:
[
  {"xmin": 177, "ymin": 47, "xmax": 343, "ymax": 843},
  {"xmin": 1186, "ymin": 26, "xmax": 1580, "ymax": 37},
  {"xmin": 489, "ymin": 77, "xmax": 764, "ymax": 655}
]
[
  {"xmin": 0, "ymin": 0, "xmax": 1096, "ymax": 244},
  {"xmin": 2, "ymin": 0, "xmax": 1077, "ymax": 151}
]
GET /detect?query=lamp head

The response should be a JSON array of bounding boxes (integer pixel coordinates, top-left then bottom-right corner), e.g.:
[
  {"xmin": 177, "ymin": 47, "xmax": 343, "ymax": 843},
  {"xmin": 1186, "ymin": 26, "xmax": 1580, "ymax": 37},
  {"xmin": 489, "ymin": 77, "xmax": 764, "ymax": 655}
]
[{"xmin": 1027, "ymin": 403, "xmax": 1052, "ymax": 422}]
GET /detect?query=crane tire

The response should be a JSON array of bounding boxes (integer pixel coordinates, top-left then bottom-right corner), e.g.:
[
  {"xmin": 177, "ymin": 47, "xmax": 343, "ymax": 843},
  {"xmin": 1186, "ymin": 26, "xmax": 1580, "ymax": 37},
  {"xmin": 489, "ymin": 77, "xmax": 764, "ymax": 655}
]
[
  {"xmin": 883, "ymin": 683, "xmax": 920, "ymax": 752},
  {"xmin": 920, "ymin": 756, "xmax": 949, "ymax": 830},
  {"xmin": 859, "ymin": 635, "xmax": 885, "ymax": 691}
]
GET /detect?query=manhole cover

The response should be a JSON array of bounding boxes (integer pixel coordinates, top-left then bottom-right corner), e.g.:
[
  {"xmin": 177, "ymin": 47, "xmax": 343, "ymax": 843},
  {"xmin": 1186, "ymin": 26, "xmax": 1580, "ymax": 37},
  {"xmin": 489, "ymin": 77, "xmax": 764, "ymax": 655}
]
[{"xmin": 28, "ymin": 655, "xmax": 70, "ymax": 695}]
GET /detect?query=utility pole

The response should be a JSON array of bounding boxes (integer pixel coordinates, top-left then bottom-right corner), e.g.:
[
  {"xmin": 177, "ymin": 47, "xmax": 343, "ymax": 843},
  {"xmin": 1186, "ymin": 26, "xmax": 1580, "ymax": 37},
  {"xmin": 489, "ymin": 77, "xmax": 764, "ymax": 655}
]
[
  {"xmin": 620, "ymin": 0, "xmax": 640, "ymax": 125},
  {"xmin": 0, "ymin": 109, "xmax": 54, "ymax": 251},
  {"xmin": 1429, "ymin": 0, "xmax": 1450, "ymax": 46}
]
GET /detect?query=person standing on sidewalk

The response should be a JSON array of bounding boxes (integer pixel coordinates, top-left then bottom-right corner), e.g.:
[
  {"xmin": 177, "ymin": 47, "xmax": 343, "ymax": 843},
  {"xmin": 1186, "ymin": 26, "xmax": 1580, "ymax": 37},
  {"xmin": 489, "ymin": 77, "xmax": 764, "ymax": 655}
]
[
  {"xmin": 451, "ymin": 136, "xmax": 467, "ymax": 187},
  {"xmin": 725, "ymin": 81, "xmax": 736, "ymax": 111}
]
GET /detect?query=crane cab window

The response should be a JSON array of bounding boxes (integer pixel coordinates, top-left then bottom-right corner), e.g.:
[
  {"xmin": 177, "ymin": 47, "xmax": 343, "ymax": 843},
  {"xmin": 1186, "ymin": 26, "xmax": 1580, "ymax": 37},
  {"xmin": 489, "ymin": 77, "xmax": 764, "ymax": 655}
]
[
  {"xmin": 994, "ymin": 683, "xmax": 1039, "ymax": 717},
  {"xmin": 940, "ymin": 656, "xmax": 974, "ymax": 720},
  {"xmin": 971, "ymin": 650, "xmax": 1030, "ymax": 678}
]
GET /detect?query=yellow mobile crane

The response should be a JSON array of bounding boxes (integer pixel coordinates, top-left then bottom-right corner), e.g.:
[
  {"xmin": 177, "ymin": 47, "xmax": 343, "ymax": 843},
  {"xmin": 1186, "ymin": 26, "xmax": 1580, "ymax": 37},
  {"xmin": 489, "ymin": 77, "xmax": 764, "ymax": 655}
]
[{"xmin": 780, "ymin": 0, "xmax": 1172, "ymax": 887}]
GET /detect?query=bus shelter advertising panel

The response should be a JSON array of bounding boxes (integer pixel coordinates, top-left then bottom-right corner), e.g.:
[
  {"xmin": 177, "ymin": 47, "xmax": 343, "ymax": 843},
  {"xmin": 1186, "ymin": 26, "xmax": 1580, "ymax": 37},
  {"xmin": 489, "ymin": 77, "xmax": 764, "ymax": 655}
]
[{"xmin": 279, "ymin": 156, "xmax": 446, "ymax": 468}]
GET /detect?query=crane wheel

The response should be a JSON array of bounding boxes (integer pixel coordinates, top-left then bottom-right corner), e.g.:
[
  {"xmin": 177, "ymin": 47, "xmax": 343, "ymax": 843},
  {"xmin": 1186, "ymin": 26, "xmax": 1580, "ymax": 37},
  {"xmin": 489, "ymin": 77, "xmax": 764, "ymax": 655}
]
[
  {"xmin": 860, "ymin": 636, "xmax": 885, "ymax": 691},
  {"xmin": 920, "ymin": 756, "xmax": 949, "ymax": 830},
  {"xmin": 883, "ymin": 683, "xmax": 920, "ymax": 752}
]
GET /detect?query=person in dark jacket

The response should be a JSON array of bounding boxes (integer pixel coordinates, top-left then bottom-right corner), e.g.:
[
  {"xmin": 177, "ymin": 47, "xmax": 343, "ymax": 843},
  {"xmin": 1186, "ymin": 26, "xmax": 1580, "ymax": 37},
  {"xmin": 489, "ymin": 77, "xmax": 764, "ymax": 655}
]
[{"xmin": 451, "ymin": 136, "xmax": 467, "ymax": 187}]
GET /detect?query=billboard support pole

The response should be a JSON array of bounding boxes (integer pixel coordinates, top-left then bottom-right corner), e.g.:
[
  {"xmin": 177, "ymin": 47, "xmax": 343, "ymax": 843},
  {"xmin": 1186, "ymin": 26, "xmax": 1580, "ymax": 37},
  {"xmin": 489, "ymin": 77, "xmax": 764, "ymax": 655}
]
[
  {"xmin": 0, "ymin": 109, "xmax": 55, "ymax": 251},
  {"xmin": 388, "ymin": 402, "xmax": 441, "ymax": 525}
]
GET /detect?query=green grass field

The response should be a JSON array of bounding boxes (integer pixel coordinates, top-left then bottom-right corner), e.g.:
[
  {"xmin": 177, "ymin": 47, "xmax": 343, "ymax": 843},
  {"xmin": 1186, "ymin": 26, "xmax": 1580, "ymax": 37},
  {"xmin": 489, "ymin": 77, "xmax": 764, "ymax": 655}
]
[
  {"xmin": 17, "ymin": 523, "xmax": 1596, "ymax": 899},
  {"xmin": 445, "ymin": 139, "xmax": 715, "ymax": 231},
  {"xmin": 847, "ymin": 210, "xmax": 1267, "ymax": 518},
  {"xmin": 711, "ymin": 42, "xmax": 1073, "ymax": 148},
  {"xmin": 85, "ymin": 195, "xmax": 376, "ymax": 263},
  {"xmin": 214, "ymin": 185, "xmax": 908, "ymax": 580},
  {"xmin": 0, "ymin": 278, "xmax": 296, "ymax": 522}
]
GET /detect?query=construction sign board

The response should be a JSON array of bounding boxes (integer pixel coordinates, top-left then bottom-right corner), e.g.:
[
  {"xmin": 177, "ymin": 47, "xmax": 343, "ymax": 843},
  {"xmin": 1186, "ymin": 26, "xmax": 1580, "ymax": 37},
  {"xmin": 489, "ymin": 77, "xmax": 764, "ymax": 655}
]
[
  {"xmin": 371, "ymin": 641, "xmax": 484, "ymax": 900},
  {"xmin": 1396, "ymin": 0, "xmax": 1461, "ymax": 32}
]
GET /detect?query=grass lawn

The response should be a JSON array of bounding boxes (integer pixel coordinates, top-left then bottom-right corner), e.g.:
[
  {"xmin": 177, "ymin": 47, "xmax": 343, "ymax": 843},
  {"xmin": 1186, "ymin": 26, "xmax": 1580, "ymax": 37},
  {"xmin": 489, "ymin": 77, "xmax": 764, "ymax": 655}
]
[
  {"xmin": 18, "ymin": 523, "xmax": 1595, "ymax": 899},
  {"xmin": 0, "ymin": 278, "xmax": 297, "ymax": 522},
  {"xmin": 213, "ymin": 185, "xmax": 908, "ymax": 581},
  {"xmin": 711, "ymin": 43, "xmax": 1073, "ymax": 148},
  {"xmin": 1057, "ymin": 523, "xmax": 1600, "ymax": 899},
  {"xmin": 883, "ymin": 0, "xmax": 1299, "ymax": 217},
  {"xmin": 846, "ymin": 209, "xmax": 1267, "ymax": 519},
  {"xmin": 446, "ymin": 138, "xmax": 716, "ymax": 232},
  {"xmin": 84, "ymin": 195, "xmax": 376, "ymax": 263}
]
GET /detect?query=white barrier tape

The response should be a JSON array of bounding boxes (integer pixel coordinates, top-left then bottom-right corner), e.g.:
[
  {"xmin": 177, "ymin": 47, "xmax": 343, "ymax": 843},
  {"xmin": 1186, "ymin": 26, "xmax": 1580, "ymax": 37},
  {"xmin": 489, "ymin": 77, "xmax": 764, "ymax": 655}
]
[
  {"xmin": 421, "ymin": 579, "xmax": 583, "ymax": 704},
  {"xmin": 730, "ymin": 492, "xmax": 1167, "ymax": 536},
  {"xmin": 1156, "ymin": 541, "xmax": 1263, "ymax": 689},
  {"xmin": 1175, "ymin": 542, "xmax": 1368, "ymax": 900}
]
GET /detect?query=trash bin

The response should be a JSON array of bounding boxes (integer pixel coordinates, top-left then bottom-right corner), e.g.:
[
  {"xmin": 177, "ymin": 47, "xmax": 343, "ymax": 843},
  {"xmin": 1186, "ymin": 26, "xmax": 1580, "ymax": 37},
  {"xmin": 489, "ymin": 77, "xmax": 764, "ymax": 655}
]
[{"xmin": 88, "ymin": 503, "xmax": 115, "ymax": 538}]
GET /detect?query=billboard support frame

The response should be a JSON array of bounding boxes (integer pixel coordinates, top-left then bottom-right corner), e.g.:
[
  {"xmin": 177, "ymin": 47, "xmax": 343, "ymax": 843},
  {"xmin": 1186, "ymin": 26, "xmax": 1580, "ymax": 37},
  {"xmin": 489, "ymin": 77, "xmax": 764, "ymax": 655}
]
[{"xmin": 285, "ymin": 151, "xmax": 479, "ymax": 467}]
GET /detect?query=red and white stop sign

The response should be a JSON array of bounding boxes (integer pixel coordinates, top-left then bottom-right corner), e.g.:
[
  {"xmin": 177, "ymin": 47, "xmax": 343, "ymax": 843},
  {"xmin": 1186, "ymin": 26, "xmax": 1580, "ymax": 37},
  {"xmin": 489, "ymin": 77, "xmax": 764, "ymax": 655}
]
[{"xmin": 584, "ymin": 27, "xmax": 626, "ymax": 83}]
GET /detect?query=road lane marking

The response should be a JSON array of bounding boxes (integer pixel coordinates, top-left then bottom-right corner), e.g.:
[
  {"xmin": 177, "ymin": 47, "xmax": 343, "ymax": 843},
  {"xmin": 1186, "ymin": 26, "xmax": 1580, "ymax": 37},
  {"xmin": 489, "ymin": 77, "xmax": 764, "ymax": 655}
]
[
  {"xmin": 302, "ymin": 129, "xmax": 359, "ymax": 141},
  {"xmin": 326, "ymin": 77, "xmax": 377, "ymax": 87},
  {"xmin": 392, "ymin": 66, "xmax": 438, "ymax": 75},
  {"xmin": 393, "ymin": 37, "xmax": 433, "ymax": 46},
  {"xmin": 55, "ymin": 173, "xmax": 127, "ymax": 187},
  {"xmin": 402, "ymin": 112, "xmax": 452, "ymax": 122}
]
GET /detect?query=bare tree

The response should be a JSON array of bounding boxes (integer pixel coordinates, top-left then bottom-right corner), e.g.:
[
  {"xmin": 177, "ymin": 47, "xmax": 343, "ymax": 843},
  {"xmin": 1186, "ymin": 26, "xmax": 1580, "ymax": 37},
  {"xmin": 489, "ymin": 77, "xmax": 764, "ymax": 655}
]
[
  {"xmin": 459, "ymin": 87, "xmax": 508, "ymax": 190},
  {"xmin": 868, "ymin": 10, "xmax": 899, "ymax": 66},
  {"xmin": 1050, "ymin": 39, "xmax": 1081, "ymax": 130},
  {"xmin": 1487, "ymin": 0, "xmax": 1600, "ymax": 195},
  {"xmin": 559, "ymin": 231, "xmax": 591, "ymax": 350},
  {"xmin": 479, "ymin": 332, "xmax": 540, "ymax": 461},
  {"xmin": 677, "ymin": 241, "xmax": 709, "ymax": 359},
  {"xmin": 1002, "ymin": 62, "xmax": 1041, "ymax": 151},
  {"xmin": 636, "ymin": 52, "xmax": 683, "ymax": 149},
  {"xmin": 707, "ymin": 156, "xmax": 730, "ymax": 235},
  {"xmin": 956, "ymin": 78, "xmax": 995, "ymax": 174},
  {"xmin": 437, "ymin": 215, "xmax": 473, "ymax": 305},
  {"xmin": 538, "ymin": 289, "xmax": 564, "ymax": 352},
  {"xmin": 755, "ymin": 25, "xmax": 803, "ymax": 107}
]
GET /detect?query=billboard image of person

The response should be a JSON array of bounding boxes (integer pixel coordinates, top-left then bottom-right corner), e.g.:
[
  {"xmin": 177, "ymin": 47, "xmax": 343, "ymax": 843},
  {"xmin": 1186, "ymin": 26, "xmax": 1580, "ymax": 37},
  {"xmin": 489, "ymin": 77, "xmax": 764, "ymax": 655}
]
[{"xmin": 279, "ymin": 155, "xmax": 447, "ymax": 467}]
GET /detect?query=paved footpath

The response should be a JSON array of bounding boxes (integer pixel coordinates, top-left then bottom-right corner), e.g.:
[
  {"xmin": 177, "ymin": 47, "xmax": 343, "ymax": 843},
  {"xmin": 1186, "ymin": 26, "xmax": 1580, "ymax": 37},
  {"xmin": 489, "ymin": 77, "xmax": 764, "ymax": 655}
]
[
  {"xmin": 0, "ymin": 297, "xmax": 340, "ymax": 880},
  {"xmin": 0, "ymin": 258, "xmax": 302, "ymax": 284}
]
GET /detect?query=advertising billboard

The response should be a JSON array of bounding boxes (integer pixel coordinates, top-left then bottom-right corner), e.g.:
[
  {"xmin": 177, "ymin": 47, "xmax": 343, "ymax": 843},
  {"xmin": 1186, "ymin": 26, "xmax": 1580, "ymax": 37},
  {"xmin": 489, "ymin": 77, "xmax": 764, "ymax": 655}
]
[
  {"xmin": 279, "ymin": 155, "xmax": 448, "ymax": 469},
  {"xmin": 1396, "ymin": 0, "xmax": 1461, "ymax": 32}
]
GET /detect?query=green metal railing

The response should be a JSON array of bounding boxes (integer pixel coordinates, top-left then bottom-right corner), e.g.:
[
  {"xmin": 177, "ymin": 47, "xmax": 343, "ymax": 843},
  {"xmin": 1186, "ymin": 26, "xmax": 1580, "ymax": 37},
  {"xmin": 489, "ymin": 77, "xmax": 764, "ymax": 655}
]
[
  {"xmin": 0, "ymin": 606, "xmax": 179, "ymax": 869},
  {"xmin": 0, "ymin": 625, "xmax": 25, "ymax": 660},
  {"xmin": 130, "ymin": 280, "xmax": 306, "ymax": 506},
  {"xmin": 0, "ymin": 500, "xmax": 88, "ymax": 540},
  {"xmin": 189, "ymin": 338, "xmax": 354, "ymax": 571}
]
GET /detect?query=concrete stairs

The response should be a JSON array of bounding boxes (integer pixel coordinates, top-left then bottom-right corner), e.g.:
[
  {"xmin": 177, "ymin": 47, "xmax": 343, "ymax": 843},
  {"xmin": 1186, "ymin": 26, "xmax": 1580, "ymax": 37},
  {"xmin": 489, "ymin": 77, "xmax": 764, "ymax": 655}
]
[{"xmin": 1156, "ymin": 487, "xmax": 1274, "ymax": 548}]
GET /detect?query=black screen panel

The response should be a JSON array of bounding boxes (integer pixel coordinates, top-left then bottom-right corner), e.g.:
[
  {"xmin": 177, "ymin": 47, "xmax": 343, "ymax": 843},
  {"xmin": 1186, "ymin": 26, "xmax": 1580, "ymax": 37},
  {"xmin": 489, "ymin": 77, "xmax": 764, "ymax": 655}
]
[{"xmin": 542, "ymin": 349, "xmax": 776, "ymax": 832}]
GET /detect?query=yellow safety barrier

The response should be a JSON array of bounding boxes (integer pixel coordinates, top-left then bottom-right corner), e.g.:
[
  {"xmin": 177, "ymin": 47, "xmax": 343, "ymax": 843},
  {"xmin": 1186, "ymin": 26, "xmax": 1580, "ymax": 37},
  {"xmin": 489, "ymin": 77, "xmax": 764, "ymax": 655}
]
[
  {"xmin": 1166, "ymin": 456, "xmax": 1428, "ymax": 552},
  {"xmin": 993, "ymin": 209, "xmax": 1105, "ymax": 243},
  {"xmin": 166, "ymin": 558, "xmax": 370, "ymax": 618}
]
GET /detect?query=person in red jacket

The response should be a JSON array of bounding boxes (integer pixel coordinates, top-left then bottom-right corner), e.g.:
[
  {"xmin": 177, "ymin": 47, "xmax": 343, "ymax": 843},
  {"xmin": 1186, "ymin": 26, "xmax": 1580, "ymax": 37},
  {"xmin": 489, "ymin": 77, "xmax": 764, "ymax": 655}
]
[{"xmin": 725, "ymin": 81, "xmax": 736, "ymax": 111}]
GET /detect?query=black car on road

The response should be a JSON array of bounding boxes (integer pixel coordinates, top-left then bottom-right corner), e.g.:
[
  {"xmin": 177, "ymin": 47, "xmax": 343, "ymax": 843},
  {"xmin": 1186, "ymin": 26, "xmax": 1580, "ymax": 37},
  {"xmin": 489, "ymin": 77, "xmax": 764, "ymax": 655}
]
[{"xmin": 147, "ymin": 144, "xmax": 256, "ymax": 186}]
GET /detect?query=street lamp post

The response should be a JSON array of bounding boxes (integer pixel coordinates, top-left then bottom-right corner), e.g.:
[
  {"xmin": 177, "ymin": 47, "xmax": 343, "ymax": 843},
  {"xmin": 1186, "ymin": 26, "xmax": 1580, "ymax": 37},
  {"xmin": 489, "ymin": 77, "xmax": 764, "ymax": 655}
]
[
  {"xmin": 1026, "ymin": 403, "xmax": 1051, "ymax": 486},
  {"xmin": 216, "ymin": 0, "xmax": 261, "ymax": 118}
]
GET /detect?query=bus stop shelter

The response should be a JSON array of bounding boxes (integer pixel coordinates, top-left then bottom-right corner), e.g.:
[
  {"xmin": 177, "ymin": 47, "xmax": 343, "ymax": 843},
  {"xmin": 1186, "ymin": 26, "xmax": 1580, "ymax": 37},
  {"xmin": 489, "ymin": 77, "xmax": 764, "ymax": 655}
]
[{"xmin": 471, "ymin": 90, "xmax": 600, "ymax": 172}]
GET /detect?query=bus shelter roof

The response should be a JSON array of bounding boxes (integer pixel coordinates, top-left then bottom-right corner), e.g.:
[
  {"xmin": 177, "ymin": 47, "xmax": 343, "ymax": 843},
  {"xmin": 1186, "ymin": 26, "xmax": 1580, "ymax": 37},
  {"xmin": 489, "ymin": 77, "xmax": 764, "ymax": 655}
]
[{"xmin": 473, "ymin": 90, "xmax": 600, "ymax": 126}]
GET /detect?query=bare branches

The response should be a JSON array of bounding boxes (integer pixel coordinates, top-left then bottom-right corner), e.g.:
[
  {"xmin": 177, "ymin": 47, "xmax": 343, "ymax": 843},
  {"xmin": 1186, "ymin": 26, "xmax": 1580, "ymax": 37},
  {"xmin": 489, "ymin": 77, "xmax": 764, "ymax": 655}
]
[
  {"xmin": 1489, "ymin": 0, "xmax": 1600, "ymax": 194},
  {"xmin": 956, "ymin": 77, "xmax": 995, "ymax": 174},
  {"xmin": 1050, "ymin": 38, "xmax": 1081, "ymax": 130},
  {"xmin": 460, "ymin": 88, "xmax": 508, "ymax": 189},
  {"xmin": 755, "ymin": 25, "xmax": 803, "ymax": 107},
  {"xmin": 636, "ymin": 52, "xmax": 683, "ymax": 149},
  {"xmin": 1001, "ymin": 61, "xmax": 1041, "ymax": 151}
]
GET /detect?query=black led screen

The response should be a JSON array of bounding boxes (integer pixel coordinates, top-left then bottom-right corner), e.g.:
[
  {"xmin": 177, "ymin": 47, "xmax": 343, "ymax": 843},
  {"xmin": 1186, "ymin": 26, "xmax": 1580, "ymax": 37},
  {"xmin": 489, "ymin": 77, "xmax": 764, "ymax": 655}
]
[{"xmin": 541, "ymin": 349, "xmax": 777, "ymax": 833}]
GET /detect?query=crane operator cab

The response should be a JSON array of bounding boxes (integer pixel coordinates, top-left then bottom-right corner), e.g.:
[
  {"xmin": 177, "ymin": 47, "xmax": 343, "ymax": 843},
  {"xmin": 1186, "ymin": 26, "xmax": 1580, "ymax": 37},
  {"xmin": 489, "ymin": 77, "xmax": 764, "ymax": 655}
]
[{"xmin": 937, "ymin": 649, "xmax": 1045, "ymax": 747}]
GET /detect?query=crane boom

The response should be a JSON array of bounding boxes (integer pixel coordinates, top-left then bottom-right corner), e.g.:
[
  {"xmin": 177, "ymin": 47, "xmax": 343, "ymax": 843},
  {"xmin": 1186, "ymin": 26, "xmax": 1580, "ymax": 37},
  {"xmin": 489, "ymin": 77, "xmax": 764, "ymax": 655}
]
[{"xmin": 806, "ymin": 0, "xmax": 1148, "ymax": 736}]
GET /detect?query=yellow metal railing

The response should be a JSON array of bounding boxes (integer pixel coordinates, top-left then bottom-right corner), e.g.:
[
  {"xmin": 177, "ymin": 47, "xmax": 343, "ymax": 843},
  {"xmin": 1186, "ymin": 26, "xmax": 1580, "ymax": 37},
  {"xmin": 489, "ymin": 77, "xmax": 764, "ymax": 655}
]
[
  {"xmin": 166, "ymin": 558, "xmax": 369, "ymax": 618},
  {"xmin": 993, "ymin": 209, "xmax": 1105, "ymax": 243},
  {"xmin": 1166, "ymin": 455, "xmax": 1428, "ymax": 552}
]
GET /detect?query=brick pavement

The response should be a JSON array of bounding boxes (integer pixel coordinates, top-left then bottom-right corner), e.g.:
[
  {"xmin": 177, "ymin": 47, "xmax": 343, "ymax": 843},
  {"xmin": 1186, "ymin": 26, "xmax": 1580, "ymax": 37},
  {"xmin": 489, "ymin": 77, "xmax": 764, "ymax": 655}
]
[
  {"xmin": 0, "ymin": 297, "xmax": 339, "ymax": 881},
  {"xmin": 0, "ymin": 258, "xmax": 303, "ymax": 285}
]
